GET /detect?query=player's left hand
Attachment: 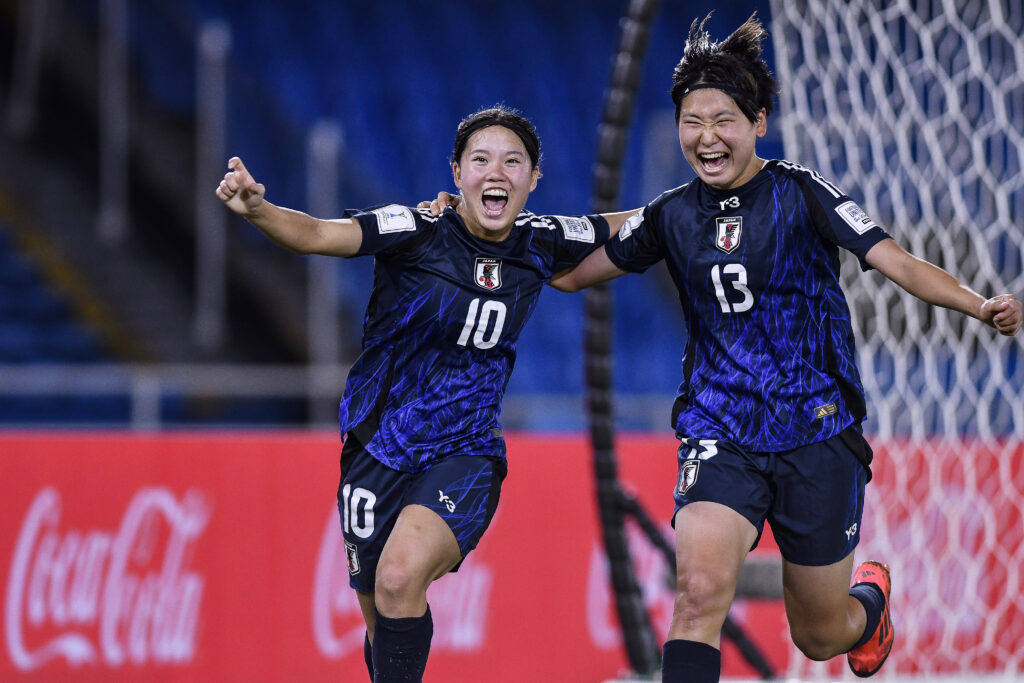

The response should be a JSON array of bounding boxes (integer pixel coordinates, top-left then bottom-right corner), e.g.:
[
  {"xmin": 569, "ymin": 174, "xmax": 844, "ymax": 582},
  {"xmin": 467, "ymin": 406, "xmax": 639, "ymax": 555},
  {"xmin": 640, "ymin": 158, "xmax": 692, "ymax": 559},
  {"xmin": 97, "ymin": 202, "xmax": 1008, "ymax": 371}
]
[
  {"xmin": 980, "ymin": 294, "xmax": 1023, "ymax": 335},
  {"xmin": 415, "ymin": 191, "xmax": 460, "ymax": 216}
]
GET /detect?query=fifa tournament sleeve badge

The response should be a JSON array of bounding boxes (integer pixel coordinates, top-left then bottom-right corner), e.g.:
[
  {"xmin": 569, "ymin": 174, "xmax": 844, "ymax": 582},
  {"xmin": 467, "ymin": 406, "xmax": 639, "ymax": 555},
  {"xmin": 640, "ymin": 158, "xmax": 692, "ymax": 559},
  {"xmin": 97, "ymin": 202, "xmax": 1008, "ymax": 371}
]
[
  {"xmin": 834, "ymin": 200, "xmax": 878, "ymax": 234},
  {"xmin": 372, "ymin": 204, "xmax": 417, "ymax": 234},
  {"xmin": 618, "ymin": 209, "xmax": 644, "ymax": 241},
  {"xmin": 552, "ymin": 215, "xmax": 596, "ymax": 243}
]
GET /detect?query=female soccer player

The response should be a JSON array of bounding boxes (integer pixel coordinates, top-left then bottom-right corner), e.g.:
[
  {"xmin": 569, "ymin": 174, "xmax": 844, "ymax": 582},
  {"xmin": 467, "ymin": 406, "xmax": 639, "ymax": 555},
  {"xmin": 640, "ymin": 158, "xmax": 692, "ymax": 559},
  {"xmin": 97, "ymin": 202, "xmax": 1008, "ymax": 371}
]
[
  {"xmin": 216, "ymin": 106, "xmax": 633, "ymax": 682},
  {"xmin": 547, "ymin": 14, "xmax": 1022, "ymax": 682}
]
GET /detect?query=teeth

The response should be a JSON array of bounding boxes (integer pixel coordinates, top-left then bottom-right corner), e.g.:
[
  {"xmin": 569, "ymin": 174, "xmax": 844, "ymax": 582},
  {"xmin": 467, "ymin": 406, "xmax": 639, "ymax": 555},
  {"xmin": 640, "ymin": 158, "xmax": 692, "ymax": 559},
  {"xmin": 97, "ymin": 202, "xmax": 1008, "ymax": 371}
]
[
  {"xmin": 483, "ymin": 188, "xmax": 508, "ymax": 199},
  {"xmin": 700, "ymin": 153, "xmax": 725, "ymax": 160}
]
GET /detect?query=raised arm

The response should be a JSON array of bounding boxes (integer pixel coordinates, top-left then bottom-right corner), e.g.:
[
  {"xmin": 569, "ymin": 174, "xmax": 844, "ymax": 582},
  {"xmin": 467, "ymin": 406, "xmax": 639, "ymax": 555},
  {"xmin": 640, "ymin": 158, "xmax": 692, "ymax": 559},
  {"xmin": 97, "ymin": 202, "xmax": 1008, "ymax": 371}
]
[
  {"xmin": 865, "ymin": 237, "xmax": 1022, "ymax": 335},
  {"xmin": 216, "ymin": 156, "xmax": 362, "ymax": 257}
]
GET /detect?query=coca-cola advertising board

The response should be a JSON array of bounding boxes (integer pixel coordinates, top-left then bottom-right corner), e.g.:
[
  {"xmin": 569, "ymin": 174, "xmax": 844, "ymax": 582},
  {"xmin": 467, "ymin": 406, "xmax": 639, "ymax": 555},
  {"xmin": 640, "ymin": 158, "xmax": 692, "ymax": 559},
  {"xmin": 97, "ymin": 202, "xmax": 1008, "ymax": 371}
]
[{"xmin": 0, "ymin": 432, "xmax": 794, "ymax": 681}]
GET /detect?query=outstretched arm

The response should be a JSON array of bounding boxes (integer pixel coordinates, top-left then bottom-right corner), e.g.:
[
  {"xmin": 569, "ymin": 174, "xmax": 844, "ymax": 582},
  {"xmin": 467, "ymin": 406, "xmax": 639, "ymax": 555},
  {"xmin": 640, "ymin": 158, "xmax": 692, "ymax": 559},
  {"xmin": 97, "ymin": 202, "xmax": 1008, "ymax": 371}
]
[
  {"xmin": 865, "ymin": 238, "xmax": 1022, "ymax": 335},
  {"xmin": 216, "ymin": 156, "xmax": 362, "ymax": 257},
  {"xmin": 549, "ymin": 209, "xmax": 640, "ymax": 291},
  {"xmin": 601, "ymin": 209, "xmax": 642, "ymax": 239},
  {"xmin": 548, "ymin": 245, "xmax": 628, "ymax": 292}
]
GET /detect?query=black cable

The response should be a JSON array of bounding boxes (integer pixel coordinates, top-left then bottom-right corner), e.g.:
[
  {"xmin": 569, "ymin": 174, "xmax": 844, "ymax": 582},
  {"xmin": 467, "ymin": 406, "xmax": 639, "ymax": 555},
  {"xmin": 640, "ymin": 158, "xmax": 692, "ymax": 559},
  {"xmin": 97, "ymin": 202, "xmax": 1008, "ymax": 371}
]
[
  {"xmin": 587, "ymin": 0, "xmax": 663, "ymax": 675},
  {"xmin": 589, "ymin": 3, "xmax": 778, "ymax": 678}
]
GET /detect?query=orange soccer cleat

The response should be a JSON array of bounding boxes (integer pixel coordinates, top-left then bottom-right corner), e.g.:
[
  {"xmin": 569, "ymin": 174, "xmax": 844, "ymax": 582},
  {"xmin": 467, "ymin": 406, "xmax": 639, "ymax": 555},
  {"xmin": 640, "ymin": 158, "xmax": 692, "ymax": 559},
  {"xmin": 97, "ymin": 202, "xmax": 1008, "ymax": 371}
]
[{"xmin": 848, "ymin": 561, "xmax": 894, "ymax": 678}]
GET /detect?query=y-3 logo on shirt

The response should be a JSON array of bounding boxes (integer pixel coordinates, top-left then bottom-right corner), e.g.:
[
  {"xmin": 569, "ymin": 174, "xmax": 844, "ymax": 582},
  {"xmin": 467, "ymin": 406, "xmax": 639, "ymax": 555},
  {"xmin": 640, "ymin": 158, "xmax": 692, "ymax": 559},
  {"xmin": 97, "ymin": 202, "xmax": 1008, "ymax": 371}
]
[{"xmin": 718, "ymin": 196, "xmax": 740, "ymax": 211}]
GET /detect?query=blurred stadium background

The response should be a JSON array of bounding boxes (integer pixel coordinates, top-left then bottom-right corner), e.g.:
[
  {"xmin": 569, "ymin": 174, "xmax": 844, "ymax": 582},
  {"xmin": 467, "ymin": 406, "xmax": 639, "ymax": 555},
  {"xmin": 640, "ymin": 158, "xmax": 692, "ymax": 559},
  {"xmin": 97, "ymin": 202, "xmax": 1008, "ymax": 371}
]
[
  {"xmin": 0, "ymin": 0, "xmax": 769, "ymax": 430},
  {"xmin": 1, "ymin": 0, "xmax": 1022, "ymax": 681}
]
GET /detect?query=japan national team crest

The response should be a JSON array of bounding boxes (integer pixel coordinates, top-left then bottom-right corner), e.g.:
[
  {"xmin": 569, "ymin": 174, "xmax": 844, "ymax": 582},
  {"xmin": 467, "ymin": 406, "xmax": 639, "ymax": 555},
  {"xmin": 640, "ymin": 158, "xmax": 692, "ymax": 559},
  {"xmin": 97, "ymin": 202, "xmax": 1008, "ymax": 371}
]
[
  {"xmin": 715, "ymin": 216, "xmax": 742, "ymax": 253},
  {"xmin": 345, "ymin": 540, "xmax": 361, "ymax": 575},
  {"xmin": 677, "ymin": 460, "xmax": 700, "ymax": 495},
  {"xmin": 475, "ymin": 257, "xmax": 502, "ymax": 291}
]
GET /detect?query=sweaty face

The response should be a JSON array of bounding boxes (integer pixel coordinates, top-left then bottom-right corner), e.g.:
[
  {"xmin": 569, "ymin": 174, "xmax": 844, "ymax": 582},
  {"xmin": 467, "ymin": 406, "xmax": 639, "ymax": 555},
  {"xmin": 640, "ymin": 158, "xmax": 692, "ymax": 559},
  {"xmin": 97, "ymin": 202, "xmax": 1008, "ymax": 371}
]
[
  {"xmin": 677, "ymin": 87, "xmax": 766, "ymax": 191},
  {"xmin": 453, "ymin": 125, "xmax": 539, "ymax": 241}
]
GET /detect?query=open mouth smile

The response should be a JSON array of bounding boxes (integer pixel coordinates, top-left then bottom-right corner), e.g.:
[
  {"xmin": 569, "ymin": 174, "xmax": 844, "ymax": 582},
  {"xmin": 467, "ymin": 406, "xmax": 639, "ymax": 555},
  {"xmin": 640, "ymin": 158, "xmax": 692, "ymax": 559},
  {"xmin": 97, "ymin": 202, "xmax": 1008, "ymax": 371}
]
[
  {"xmin": 699, "ymin": 152, "xmax": 728, "ymax": 173},
  {"xmin": 481, "ymin": 188, "xmax": 509, "ymax": 217}
]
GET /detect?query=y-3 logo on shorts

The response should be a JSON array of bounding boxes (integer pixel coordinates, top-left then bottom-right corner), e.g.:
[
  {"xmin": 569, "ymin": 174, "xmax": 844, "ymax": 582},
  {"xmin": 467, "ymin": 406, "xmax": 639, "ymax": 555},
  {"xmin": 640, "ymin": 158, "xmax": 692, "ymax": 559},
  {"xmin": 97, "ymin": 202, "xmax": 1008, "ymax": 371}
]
[
  {"xmin": 845, "ymin": 522, "xmax": 858, "ymax": 541},
  {"xmin": 438, "ymin": 490, "xmax": 456, "ymax": 513}
]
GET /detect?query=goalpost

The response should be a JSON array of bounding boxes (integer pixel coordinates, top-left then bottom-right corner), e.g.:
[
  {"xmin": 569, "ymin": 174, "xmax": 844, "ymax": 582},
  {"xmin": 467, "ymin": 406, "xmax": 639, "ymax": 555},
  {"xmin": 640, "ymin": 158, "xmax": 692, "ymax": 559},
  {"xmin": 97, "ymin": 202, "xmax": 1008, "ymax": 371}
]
[{"xmin": 769, "ymin": 0, "xmax": 1024, "ymax": 679}]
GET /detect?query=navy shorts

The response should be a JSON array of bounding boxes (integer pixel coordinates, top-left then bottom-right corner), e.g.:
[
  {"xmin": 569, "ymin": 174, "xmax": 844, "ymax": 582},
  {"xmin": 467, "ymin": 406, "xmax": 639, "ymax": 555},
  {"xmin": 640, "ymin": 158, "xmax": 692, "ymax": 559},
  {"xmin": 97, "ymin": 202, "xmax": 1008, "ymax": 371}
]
[
  {"xmin": 337, "ymin": 437, "xmax": 507, "ymax": 593},
  {"xmin": 672, "ymin": 425, "xmax": 872, "ymax": 566}
]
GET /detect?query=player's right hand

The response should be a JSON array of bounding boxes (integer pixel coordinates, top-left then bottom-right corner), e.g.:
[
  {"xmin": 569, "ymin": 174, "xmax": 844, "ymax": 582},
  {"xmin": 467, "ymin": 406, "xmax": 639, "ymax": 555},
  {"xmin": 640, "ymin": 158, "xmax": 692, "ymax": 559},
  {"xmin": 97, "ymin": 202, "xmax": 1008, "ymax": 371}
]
[
  {"xmin": 216, "ymin": 157, "xmax": 266, "ymax": 216},
  {"xmin": 980, "ymin": 293, "xmax": 1023, "ymax": 336},
  {"xmin": 415, "ymin": 191, "xmax": 460, "ymax": 216}
]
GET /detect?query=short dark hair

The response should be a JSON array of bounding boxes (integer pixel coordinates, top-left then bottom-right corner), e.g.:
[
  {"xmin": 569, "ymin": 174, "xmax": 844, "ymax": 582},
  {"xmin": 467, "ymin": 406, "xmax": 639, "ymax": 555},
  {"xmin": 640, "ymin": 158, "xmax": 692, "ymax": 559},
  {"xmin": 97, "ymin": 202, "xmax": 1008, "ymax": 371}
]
[
  {"xmin": 670, "ymin": 13, "xmax": 779, "ymax": 124},
  {"xmin": 452, "ymin": 105, "xmax": 542, "ymax": 169}
]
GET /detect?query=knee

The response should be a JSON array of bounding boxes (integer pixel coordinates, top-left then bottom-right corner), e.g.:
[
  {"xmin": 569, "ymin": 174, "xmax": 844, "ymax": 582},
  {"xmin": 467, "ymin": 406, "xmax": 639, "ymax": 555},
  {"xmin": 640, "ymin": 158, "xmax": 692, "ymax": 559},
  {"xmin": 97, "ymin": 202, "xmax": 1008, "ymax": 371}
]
[
  {"xmin": 789, "ymin": 622, "xmax": 845, "ymax": 661},
  {"xmin": 374, "ymin": 560, "xmax": 424, "ymax": 612},
  {"xmin": 672, "ymin": 567, "xmax": 735, "ymax": 626}
]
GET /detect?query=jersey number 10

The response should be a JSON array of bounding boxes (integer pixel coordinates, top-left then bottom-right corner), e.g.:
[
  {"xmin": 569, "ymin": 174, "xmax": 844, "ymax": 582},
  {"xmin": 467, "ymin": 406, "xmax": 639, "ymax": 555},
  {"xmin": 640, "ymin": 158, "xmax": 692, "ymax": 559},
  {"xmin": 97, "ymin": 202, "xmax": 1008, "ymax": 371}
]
[{"xmin": 457, "ymin": 298, "xmax": 507, "ymax": 349}]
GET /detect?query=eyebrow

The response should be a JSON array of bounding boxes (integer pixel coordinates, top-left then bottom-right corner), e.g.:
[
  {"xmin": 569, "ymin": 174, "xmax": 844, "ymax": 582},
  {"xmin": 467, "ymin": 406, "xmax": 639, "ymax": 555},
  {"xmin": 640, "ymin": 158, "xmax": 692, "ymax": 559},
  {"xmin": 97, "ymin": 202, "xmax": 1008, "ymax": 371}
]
[
  {"xmin": 468, "ymin": 148, "xmax": 526, "ymax": 156},
  {"xmin": 680, "ymin": 110, "xmax": 738, "ymax": 119}
]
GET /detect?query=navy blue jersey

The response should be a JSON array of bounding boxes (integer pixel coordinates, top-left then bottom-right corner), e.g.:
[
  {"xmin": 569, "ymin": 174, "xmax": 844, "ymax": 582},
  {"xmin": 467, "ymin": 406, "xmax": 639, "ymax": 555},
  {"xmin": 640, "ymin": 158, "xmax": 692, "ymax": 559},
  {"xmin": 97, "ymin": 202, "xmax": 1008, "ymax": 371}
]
[
  {"xmin": 339, "ymin": 204, "xmax": 609, "ymax": 472},
  {"xmin": 605, "ymin": 160, "xmax": 891, "ymax": 451}
]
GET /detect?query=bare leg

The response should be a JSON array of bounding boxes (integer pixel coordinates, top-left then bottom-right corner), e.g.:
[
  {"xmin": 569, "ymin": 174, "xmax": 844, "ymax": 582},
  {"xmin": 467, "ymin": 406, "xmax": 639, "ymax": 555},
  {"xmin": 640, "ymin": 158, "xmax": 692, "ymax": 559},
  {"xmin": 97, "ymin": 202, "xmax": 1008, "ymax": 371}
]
[
  {"xmin": 357, "ymin": 591, "xmax": 376, "ymax": 641},
  {"xmin": 357, "ymin": 591, "xmax": 377, "ymax": 681},
  {"xmin": 369, "ymin": 504, "xmax": 461, "ymax": 682},
  {"xmin": 782, "ymin": 552, "xmax": 865, "ymax": 660},
  {"xmin": 668, "ymin": 501, "xmax": 758, "ymax": 646},
  {"xmin": 374, "ymin": 503, "xmax": 462, "ymax": 618}
]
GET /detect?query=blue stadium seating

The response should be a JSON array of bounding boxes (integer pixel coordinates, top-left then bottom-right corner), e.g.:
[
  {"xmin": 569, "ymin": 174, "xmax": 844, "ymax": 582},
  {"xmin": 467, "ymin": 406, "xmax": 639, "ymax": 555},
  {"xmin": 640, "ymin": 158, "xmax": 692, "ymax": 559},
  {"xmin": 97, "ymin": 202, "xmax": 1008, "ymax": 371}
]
[
  {"xmin": 0, "ymin": 224, "xmax": 118, "ymax": 421},
  {"xmin": 0, "ymin": 226, "xmax": 104, "ymax": 363},
  {"xmin": 46, "ymin": 2, "xmax": 776, "ymax": 426},
  {"xmin": 143, "ymin": 0, "xmax": 734, "ymax": 400}
]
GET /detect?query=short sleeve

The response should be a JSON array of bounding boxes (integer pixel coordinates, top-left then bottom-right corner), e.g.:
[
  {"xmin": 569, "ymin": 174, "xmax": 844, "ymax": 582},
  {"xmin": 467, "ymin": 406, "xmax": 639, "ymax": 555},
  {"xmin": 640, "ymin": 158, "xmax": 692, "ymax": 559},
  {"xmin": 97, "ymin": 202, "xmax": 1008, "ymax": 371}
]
[
  {"xmin": 349, "ymin": 204, "xmax": 437, "ymax": 256},
  {"xmin": 604, "ymin": 204, "xmax": 666, "ymax": 273},
  {"xmin": 530, "ymin": 213, "xmax": 611, "ymax": 272},
  {"xmin": 796, "ymin": 175, "xmax": 892, "ymax": 271}
]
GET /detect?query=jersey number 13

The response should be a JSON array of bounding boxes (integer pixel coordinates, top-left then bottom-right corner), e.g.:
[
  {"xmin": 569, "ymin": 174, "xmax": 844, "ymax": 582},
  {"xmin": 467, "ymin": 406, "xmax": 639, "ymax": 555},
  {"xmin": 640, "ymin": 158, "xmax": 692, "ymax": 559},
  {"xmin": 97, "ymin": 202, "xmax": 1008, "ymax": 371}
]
[{"xmin": 711, "ymin": 264, "xmax": 754, "ymax": 313}]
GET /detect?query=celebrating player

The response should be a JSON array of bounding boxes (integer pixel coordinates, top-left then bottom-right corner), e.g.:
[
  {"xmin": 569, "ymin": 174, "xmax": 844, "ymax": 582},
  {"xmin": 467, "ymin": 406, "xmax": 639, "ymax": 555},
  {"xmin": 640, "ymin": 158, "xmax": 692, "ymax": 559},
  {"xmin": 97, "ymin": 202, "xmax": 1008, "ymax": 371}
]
[
  {"xmin": 420, "ymin": 13, "xmax": 1024, "ymax": 682},
  {"xmin": 549, "ymin": 13, "xmax": 1023, "ymax": 682},
  {"xmin": 216, "ymin": 106, "xmax": 634, "ymax": 682}
]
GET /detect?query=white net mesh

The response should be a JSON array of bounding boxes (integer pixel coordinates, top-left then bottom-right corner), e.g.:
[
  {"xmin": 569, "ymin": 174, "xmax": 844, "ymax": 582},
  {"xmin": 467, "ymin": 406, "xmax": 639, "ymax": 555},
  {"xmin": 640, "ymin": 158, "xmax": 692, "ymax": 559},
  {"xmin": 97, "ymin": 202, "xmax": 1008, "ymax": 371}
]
[{"xmin": 769, "ymin": 0, "xmax": 1024, "ymax": 678}]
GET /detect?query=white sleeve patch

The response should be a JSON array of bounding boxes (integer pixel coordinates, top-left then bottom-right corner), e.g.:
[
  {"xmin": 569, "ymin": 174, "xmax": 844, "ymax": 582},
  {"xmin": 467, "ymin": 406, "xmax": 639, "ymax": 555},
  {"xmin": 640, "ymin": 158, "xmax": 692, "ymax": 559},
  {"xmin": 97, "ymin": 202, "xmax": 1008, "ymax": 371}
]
[
  {"xmin": 834, "ymin": 200, "xmax": 877, "ymax": 235},
  {"xmin": 372, "ymin": 204, "xmax": 417, "ymax": 234},
  {"xmin": 618, "ymin": 209, "xmax": 644, "ymax": 241},
  {"xmin": 552, "ymin": 215, "xmax": 595, "ymax": 243}
]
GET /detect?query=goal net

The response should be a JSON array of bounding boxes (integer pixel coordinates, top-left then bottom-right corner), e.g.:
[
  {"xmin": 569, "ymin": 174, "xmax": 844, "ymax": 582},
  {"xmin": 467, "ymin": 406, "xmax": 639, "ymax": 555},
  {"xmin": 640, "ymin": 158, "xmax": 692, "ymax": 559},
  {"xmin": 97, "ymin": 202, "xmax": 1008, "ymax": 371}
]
[{"xmin": 769, "ymin": 0, "xmax": 1024, "ymax": 678}]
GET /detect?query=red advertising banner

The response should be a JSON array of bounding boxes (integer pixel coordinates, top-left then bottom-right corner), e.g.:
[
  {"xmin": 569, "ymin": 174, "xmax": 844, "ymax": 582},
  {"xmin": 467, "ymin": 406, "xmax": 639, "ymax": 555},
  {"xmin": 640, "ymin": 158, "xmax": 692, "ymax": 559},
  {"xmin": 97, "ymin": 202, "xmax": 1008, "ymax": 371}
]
[
  {"xmin": 4, "ymin": 433, "xmax": 1019, "ymax": 681},
  {"xmin": 0, "ymin": 432, "xmax": 788, "ymax": 682}
]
